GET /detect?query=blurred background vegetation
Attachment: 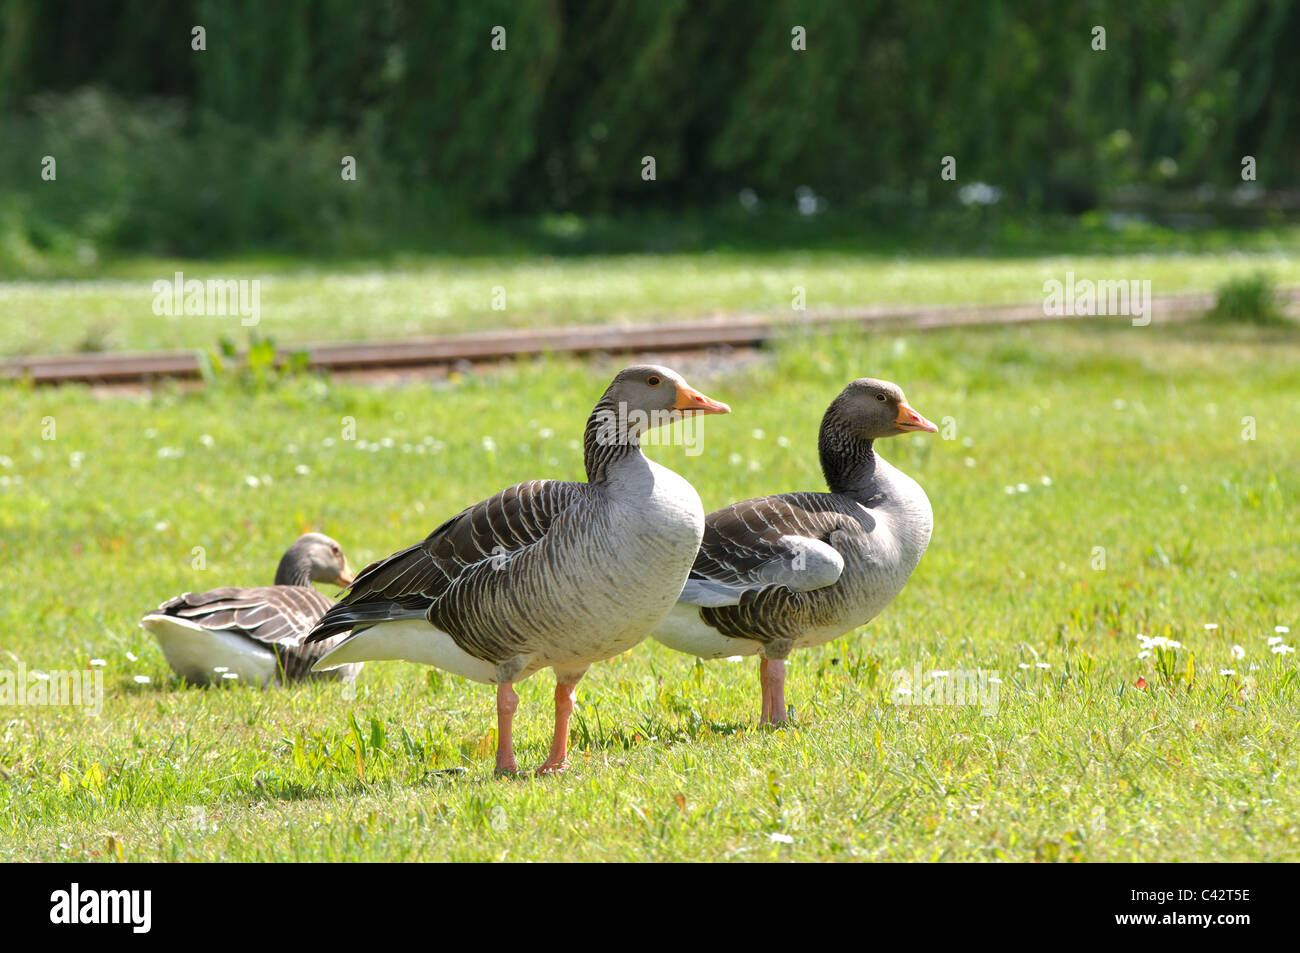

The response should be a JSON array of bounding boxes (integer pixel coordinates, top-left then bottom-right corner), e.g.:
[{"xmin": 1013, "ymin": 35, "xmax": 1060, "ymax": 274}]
[{"xmin": 0, "ymin": 0, "xmax": 1298, "ymax": 272}]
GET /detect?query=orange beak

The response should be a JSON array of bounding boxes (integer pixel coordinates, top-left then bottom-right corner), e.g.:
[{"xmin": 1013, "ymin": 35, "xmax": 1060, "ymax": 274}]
[
  {"xmin": 895, "ymin": 401, "xmax": 938, "ymax": 433},
  {"xmin": 673, "ymin": 383, "xmax": 731, "ymax": 415},
  {"xmin": 334, "ymin": 560, "xmax": 355, "ymax": 587}
]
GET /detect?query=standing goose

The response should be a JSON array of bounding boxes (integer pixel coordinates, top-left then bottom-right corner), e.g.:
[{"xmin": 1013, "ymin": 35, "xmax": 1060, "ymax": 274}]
[
  {"xmin": 653, "ymin": 378, "xmax": 937, "ymax": 726},
  {"xmin": 307, "ymin": 365, "xmax": 731, "ymax": 774},
  {"xmin": 141, "ymin": 533, "xmax": 359, "ymax": 687}
]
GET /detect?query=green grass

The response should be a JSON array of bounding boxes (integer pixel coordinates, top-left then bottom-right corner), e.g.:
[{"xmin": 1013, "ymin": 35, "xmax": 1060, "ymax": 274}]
[
  {"xmin": 1, "ymin": 318, "xmax": 1298, "ymax": 861},
  {"xmin": 3, "ymin": 215, "xmax": 1300, "ymax": 356}
]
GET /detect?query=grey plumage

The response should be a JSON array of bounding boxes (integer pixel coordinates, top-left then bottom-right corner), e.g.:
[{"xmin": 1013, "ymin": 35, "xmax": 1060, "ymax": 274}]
[
  {"xmin": 142, "ymin": 533, "xmax": 359, "ymax": 685},
  {"xmin": 308, "ymin": 478, "xmax": 593, "ymax": 664},
  {"xmin": 307, "ymin": 364, "xmax": 732, "ymax": 773},
  {"xmin": 153, "ymin": 584, "xmax": 345, "ymax": 681},
  {"xmin": 690, "ymin": 492, "xmax": 875, "ymax": 651},
  {"xmin": 658, "ymin": 377, "xmax": 937, "ymax": 663},
  {"xmin": 308, "ymin": 364, "xmax": 729, "ymax": 685}
]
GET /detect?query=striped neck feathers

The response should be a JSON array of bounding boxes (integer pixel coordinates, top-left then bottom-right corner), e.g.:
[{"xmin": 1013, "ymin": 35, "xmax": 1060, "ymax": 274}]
[
  {"xmin": 273, "ymin": 549, "xmax": 315, "ymax": 587},
  {"xmin": 818, "ymin": 404, "xmax": 878, "ymax": 496},
  {"xmin": 583, "ymin": 395, "xmax": 649, "ymax": 483}
]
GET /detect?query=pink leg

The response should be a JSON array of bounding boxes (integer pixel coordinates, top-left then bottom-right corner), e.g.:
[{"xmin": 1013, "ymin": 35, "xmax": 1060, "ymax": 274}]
[
  {"xmin": 495, "ymin": 683, "xmax": 519, "ymax": 775},
  {"xmin": 536, "ymin": 680, "xmax": 578, "ymax": 774},
  {"xmin": 760, "ymin": 658, "xmax": 788, "ymax": 727}
]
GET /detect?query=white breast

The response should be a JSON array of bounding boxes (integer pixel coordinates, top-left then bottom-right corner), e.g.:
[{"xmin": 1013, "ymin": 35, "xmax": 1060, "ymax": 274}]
[
  {"xmin": 527, "ymin": 457, "xmax": 704, "ymax": 670},
  {"xmin": 795, "ymin": 467, "xmax": 932, "ymax": 649}
]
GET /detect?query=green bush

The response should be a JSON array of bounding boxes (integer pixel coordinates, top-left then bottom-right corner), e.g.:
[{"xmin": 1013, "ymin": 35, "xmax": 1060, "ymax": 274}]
[
  {"xmin": 1206, "ymin": 273, "xmax": 1292, "ymax": 326},
  {"xmin": 0, "ymin": 89, "xmax": 444, "ymax": 268},
  {"xmin": 1, "ymin": 0, "xmax": 1297, "ymax": 260}
]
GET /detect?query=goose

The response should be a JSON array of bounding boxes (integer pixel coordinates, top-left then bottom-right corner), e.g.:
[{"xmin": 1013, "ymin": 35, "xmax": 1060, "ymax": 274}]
[
  {"xmin": 653, "ymin": 378, "xmax": 937, "ymax": 726},
  {"xmin": 307, "ymin": 365, "xmax": 731, "ymax": 774},
  {"xmin": 141, "ymin": 533, "xmax": 359, "ymax": 687}
]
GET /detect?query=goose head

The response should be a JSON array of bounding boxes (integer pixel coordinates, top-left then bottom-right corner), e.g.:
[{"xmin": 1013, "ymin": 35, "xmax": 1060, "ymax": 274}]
[
  {"xmin": 594, "ymin": 364, "xmax": 731, "ymax": 441},
  {"xmin": 830, "ymin": 378, "xmax": 937, "ymax": 439},
  {"xmin": 818, "ymin": 378, "xmax": 936, "ymax": 494},
  {"xmin": 274, "ymin": 533, "xmax": 355, "ymax": 588}
]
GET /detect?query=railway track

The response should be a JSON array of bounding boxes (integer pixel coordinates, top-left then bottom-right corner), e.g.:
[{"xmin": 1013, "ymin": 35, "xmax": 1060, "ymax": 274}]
[{"xmin": 3, "ymin": 288, "xmax": 1295, "ymax": 386}]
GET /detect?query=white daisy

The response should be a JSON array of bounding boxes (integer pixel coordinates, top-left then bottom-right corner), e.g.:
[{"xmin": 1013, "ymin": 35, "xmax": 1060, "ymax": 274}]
[{"xmin": 1137, "ymin": 634, "xmax": 1181, "ymax": 651}]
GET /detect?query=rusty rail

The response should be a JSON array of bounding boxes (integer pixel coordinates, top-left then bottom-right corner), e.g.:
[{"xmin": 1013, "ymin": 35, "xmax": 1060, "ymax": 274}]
[{"xmin": 4, "ymin": 288, "xmax": 1295, "ymax": 385}]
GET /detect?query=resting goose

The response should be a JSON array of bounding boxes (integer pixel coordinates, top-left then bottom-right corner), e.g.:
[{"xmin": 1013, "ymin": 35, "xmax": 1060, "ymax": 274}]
[
  {"xmin": 307, "ymin": 365, "xmax": 730, "ymax": 774},
  {"xmin": 653, "ymin": 378, "xmax": 937, "ymax": 726},
  {"xmin": 141, "ymin": 533, "xmax": 359, "ymax": 687}
]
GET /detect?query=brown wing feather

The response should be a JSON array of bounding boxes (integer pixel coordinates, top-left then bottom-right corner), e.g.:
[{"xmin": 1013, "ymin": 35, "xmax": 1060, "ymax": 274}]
[
  {"xmin": 692, "ymin": 492, "xmax": 864, "ymax": 586},
  {"xmin": 160, "ymin": 585, "xmax": 334, "ymax": 645},
  {"xmin": 688, "ymin": 492, "xmax": 872, "ymax": 651},
  {"xmin": 306, "ymin": 479, "xmax": 591, "ymax": 643},
  {"xmin": 156, "ymin": 585, "xmax": 349, "ymax": 680}
]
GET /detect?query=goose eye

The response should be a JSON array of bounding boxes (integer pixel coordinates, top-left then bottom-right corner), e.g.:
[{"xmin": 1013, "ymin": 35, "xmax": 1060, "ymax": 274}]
[
  {"xmin": 647, "ymin": 375, "xmax": 661, "ymax": 386},
  {"xmin": 876, "ymin": 393, "xmax": 887, "ymax": 402}
]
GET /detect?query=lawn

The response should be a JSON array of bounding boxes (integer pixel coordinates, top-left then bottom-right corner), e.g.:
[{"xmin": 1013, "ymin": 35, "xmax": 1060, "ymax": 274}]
[
  {"xmin": 3, "ymin": 219, "xmax": 1300, "ymax": 356},
  {"xmin": 0, "ymin": 317, "xmax": 1297, "ymax": 861}
]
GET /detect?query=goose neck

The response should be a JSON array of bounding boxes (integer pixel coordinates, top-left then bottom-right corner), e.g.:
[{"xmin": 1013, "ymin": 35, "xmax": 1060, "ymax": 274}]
[
  {"xmin": 818, "ymin": 414, "xmax": 878, "ymax": 497},
  {"xmin": 583, "ymin": 397, "xmax": 645, "ymax": 484},
  {"xmin": 273, "ymin": 549, "xmax": 314, "ymax": 587}
]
